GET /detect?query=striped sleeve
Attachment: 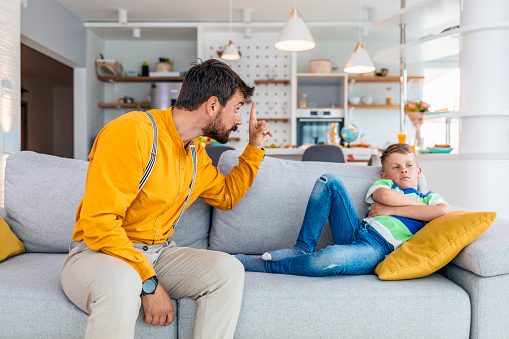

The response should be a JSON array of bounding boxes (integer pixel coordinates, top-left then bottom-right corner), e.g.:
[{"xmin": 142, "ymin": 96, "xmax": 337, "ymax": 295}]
[
  {"xmin": 365, "ymin": 179, "xmax": 394, "ymax": 204},
  {"xmin": 423, "ymin": 192, "xmax": 449, "ymax": 206}
]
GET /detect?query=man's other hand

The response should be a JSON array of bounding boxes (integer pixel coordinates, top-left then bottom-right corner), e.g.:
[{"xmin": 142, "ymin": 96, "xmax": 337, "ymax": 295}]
[{"xmin": 141, "ymin": 283, "xmax": 175, "ymax": 326}]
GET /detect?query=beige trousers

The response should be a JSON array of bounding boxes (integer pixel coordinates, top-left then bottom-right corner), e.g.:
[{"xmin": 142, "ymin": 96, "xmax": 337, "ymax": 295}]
[{"xmin": 61, "ymin": 241, "xmax": 245, "ymax": 339}]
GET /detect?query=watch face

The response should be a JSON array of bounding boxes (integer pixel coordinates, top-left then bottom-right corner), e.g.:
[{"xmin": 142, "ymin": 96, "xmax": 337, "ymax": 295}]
[{"xmin": 143, "ymin": 278, "xmax": 157, "ymax": 294}]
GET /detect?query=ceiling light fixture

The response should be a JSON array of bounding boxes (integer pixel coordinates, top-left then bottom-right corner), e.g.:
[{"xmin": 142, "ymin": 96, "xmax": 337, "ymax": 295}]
[
  {"xmin": 275, "ymin": 2, "xmax": 315, "ymax": 52},
  {"xmin": 220, "ymin": 0, "xmax": 241, "ymax": 61},
  {"xmin": 344, "ymin": 0, "xmax": 375, "ymax": 73},
  {"xmin": 118, "ymin": 9, "xmax": 127, "ymax": 25}
]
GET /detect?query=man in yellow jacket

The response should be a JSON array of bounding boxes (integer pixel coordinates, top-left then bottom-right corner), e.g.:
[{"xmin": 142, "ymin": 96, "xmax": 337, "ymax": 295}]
[{"xmin": 61, "ymin": 59, "xmax": 271, "ymax": 339}]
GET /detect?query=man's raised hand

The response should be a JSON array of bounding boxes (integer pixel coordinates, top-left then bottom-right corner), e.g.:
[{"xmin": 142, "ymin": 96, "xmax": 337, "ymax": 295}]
[{"xmin": 248, "ymin": 102, "xmax": 272, "ymax": 149}]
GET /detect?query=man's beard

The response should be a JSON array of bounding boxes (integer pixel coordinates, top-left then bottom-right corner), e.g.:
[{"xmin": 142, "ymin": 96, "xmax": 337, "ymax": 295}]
[{"xmin": 202, "ymin": 108, "xmax": 237, "ymax": 144}]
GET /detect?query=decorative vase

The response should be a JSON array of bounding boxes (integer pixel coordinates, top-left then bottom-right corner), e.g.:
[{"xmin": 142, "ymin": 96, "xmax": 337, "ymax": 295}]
[{"xmin": 405, "ymin": 111, "xmax": 425, "ymax": 145}]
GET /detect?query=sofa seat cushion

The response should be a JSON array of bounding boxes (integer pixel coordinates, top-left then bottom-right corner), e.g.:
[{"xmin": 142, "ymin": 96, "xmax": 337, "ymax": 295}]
[
  {"xmin": 0, "ymin": 253, "xmax": 178, "ymax": 338},
  {"xmin": 178, "ymin": 272, "xmax": 471, "ymax": 339}
]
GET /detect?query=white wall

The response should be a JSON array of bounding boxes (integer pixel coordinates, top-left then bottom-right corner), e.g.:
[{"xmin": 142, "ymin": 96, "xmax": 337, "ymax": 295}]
[
  {"xmin": 20, "ymin": 0, "xmax": 86, "ymax": 67},
  {"xmin": 0, "ymin": 0, "xmax": 21, "ymax": 206},
  {"xmin": 86, "ymin": 30, "xmax": 105, "ymax": 155}
]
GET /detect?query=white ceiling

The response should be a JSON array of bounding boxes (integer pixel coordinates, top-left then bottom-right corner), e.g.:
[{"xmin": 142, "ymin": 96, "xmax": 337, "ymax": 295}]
[
  {"xmin": 55, "ymin": 0, "xmax": 458, "ymax": 42},
  {"xmin": 57, "ymin": 0, "xmax": 409, "ymax": 23}
]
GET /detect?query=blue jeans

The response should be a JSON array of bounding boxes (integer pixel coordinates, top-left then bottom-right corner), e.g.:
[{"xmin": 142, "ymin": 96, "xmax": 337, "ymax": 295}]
[{"xmin": 264, "ymin": 174, "xmax": 394, "ymax": 276}]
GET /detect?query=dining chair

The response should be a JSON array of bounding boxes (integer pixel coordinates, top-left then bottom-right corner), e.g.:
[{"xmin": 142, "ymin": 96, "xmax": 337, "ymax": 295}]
[{"xmin": 301, "ymin": 145, "xmax": 345, "ymax": 163}]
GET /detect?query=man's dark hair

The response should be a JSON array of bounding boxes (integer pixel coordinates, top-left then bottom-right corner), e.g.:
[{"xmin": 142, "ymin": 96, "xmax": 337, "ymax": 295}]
[
  {"xmin": 175, "ymin": 59, "xmax": 255, "ymax": 111},
  {"xmin": 380, "ymin": 143, "xmax": 416, "ymax": 170}
]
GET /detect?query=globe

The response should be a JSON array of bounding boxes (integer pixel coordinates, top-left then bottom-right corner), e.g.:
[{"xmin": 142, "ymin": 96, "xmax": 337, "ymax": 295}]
[{"xmin": 341, "ymin": 124, "xmax": 359, "ymax": 142}]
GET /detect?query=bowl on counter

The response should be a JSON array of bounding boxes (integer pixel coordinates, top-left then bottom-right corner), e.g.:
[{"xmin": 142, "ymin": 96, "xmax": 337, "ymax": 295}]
[
  {"xmin": 429, "ymin": 147, "xmax": 453, "ymax": 153},
  {"xmin": 349, "ymin": 97, "xmax": 361, "ymax": 105},
  {"xmin": 361, "ymin": 96, "xmax": 373, "ymax": 105}
]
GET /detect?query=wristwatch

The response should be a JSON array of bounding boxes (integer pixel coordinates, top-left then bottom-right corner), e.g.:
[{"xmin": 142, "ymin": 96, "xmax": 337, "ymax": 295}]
[{"xmin": 141, "ymin": 276, "xmax": 159, "ymax": 296}]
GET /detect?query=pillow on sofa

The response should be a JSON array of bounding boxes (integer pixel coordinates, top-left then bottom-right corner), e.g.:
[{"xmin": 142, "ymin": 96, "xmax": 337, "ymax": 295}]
[
  {"xmin": 375, "ymin": 210, "xmax": 496, "ymax": 280},
  {"xmin": 0, "ymin": 216, "xmax": 25, "ymax": 262}
]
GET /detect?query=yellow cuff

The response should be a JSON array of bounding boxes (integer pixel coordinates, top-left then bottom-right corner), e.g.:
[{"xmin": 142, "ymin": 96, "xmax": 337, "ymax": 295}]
[{"xmin": 243, "ymin": 143, "xmax": 265, "ymax": 163}]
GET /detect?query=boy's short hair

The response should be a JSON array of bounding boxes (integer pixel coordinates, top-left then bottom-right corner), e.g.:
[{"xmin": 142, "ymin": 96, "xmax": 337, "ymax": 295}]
[{"xmin": 380, "ymin": 143, "xmax": 416, "ymax": 170}]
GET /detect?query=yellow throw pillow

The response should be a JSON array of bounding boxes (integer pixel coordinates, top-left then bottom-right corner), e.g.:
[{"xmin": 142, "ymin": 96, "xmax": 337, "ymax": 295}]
[
  {"xmin": 0, "ymin": 216, "xmax": 25, "ymax": 262},
  {"xmin": 375, "ymin": 210, "xmax": 496, "ymax": 280}
]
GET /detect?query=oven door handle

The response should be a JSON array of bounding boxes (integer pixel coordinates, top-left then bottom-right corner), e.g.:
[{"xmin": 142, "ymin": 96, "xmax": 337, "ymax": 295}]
[{"xmin": 298, "ymin": 118, "xmax": 343, "ymax": 122}]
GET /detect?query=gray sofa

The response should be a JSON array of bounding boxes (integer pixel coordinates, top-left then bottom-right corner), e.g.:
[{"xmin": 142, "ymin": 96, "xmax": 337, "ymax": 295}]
[{"xmin": 1, "ymin": 150, "xmax": 509, "ymax": 339}]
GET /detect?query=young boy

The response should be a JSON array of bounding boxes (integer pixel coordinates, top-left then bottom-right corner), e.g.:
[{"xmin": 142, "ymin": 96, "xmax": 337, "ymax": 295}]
[{"xmin": 235, "ymin": 143, "xmax": 451, "ymax": 276}]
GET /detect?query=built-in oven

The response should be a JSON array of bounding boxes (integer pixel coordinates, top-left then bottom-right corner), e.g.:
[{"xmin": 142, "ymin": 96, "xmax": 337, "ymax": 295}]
[{"xmin": 296, "ymin": 109, "xmax": 345, "ymax": 147}]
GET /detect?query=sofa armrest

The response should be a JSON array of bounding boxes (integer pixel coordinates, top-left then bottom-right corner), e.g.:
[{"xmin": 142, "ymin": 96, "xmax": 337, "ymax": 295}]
[{"xmin": 449, "ymin": 214, "xmax": 509, "ymax": 277}]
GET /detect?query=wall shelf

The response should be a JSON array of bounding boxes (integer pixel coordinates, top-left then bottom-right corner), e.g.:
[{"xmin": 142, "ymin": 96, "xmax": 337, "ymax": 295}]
[
  {"xmin": 350, "ymin": 104, "xmax": 400, "ymax": 110},
  {"xmin": 373, "ymin": 0, "xmax": 460, "ymax": 32},
  {"xmin": 263, "ymin": 118, "xmax": 289, "ymax": 123},
  {"xmin": 373, "ymin": 22, "xmax": 509, "ymax": 64},
  {"xmin": 349, "ymin": 76, "xmax": 424, "ymax": 83},
  {"xmin": 98, "ymin": 102, "xmax": 151, "ymax": 108},
  {"xmin": 254, "ymin": 79, "xmax": 290, "ymax": 85},
  {"xmin": 98, "ymin": 76, "xmax": 185, "ymax": 82}
]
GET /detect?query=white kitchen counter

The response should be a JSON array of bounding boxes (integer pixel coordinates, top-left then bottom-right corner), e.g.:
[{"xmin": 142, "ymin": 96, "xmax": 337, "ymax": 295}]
[{"xmin": 264, "ymin": 147, "xmax": 380, "ymax": 163}]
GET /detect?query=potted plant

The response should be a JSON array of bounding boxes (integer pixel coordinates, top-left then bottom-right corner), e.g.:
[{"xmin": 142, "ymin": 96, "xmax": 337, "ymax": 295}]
[{"xmin": 405, "ymin": 101, "xmax": 430, "ymax": 146}]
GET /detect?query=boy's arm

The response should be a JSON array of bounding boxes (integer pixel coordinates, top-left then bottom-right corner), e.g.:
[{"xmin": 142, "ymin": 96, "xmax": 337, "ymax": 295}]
[
  {"xmin": 372, "ymin": 187, "xmax": 426, "ymax": 207},
  {"xmin": 368, "ymin": 202, "xmax": 451, "ymax": 221}
]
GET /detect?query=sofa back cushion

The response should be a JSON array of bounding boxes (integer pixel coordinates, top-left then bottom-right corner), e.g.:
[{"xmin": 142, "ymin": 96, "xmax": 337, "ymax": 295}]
[
  {"xmin": 4, "ymin": 151, "xmax": 211, "ymax": 253},
  {"xmin": 4, "ymin": 152, "xmax": 88, "ymax": 253},
  {"xmin": 209, "ymin": 151, "xmax": 378, "ymax": 254},
  {"xmin": 209, "ymin": 150, "xmax": 428, "ymax": 255}
]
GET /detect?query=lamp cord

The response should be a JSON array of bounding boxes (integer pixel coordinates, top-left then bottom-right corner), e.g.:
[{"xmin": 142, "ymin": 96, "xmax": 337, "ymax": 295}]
[
  {"xmin": 229, "ymin": 0, "xmax": 233, "ymax": 37},
  {"xmin": 358, "ymin": 0, "xmax": 362, "ymax": 43}
]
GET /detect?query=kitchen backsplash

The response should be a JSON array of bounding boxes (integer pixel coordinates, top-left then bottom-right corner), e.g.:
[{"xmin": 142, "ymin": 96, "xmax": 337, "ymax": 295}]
[{"xmin": 203, "ymin": 32, "xmax": 292, "ymax": 147}]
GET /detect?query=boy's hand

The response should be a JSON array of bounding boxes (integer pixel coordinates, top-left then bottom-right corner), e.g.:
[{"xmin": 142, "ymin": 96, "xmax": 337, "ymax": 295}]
[{"xmin": 368, "ymin": 203, "xmax": 392, "ymax": 218}]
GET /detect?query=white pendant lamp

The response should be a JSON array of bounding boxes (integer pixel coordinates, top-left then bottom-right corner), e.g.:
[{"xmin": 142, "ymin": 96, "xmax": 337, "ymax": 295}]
[
  {"xmin": 221, "ymin": 0, "xmax": 241, "ymax": 61},
  {"xmin": 344, "ymin": 42, "xmax": 375, "ymax": 73},
  {"xmin": 275, "ymin": 8, "xmax": 315, "ymax": 52},
  {"xmin": 222, "ymin": 40, "xmax": 241, "ymax": 60},
  {"xmin": 344, "ymin": 0, "xmax": 375, "ymax": 74}
]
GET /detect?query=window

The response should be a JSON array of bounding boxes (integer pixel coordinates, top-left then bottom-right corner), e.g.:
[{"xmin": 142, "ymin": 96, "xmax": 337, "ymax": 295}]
[{"xmin": 421, "ymin": 68, "xmax": 460, "ymax": 150}]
